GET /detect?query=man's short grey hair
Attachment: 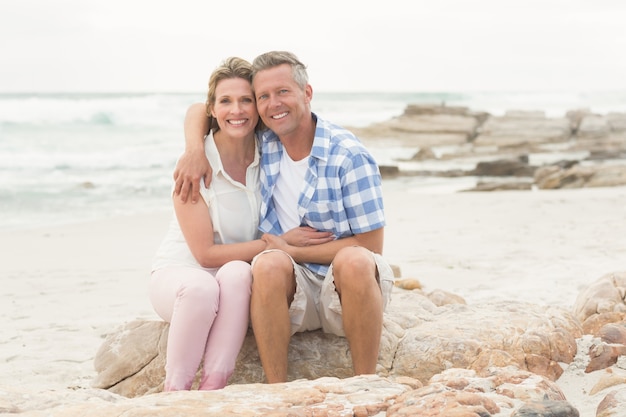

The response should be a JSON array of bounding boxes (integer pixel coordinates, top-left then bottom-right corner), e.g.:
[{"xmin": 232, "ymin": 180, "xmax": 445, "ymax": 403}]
[{"xmin": 252, "ymin": 51, "xmax": 308, "ymax": 89}]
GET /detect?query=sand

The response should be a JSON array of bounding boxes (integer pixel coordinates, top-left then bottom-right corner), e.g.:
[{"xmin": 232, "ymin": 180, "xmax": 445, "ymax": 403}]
[{"xmin": 2, "ymin": 184, "xmax": 626, "ymax": 415}]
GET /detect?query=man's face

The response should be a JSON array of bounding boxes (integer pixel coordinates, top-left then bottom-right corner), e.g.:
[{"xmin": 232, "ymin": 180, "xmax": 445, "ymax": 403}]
[{"xmin": 253, "ymin": 64, "xmax": 311, "ymax": 138}]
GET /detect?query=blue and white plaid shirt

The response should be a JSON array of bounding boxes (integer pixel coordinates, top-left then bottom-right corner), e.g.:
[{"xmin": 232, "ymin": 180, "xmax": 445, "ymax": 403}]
[{"xmin": 258, "ymin": 113, "xmax": 385, "ymax": 276}]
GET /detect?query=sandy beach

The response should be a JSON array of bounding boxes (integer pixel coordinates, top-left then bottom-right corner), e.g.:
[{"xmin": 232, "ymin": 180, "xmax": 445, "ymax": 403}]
[{"xmin": 2, "ymin": 183, "xmax": 626, "ymax": 415}]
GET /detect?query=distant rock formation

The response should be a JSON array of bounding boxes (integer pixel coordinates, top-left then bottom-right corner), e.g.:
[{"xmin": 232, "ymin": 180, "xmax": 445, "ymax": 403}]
[{"xmin": 351, "ymin": 104, "xmax": 626, "ymax": 190}]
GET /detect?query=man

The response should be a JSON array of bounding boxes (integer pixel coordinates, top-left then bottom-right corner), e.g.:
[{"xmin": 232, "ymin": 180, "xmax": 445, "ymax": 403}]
[{"xmin": 174, "ymin": 51, "xmax": 394, "ymax": 383}]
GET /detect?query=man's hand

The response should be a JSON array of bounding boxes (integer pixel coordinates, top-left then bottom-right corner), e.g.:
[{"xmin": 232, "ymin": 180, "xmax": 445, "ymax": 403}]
[
  {"xmin": 173, "ymin": 149, "xmax": 212, "ymax": 203},
  {"xmin": 281, "ymin": 226, "xmax": 334, "ymax": 247},
  {"xmin": 174, "ymin": 103, "xmax": 212, "ymax": 203}
]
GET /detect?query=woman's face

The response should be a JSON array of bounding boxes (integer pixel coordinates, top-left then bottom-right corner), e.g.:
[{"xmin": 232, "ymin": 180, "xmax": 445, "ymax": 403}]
[{"xmin": 211, "ymin": 77, "xmax": 259, "ymax": 137}]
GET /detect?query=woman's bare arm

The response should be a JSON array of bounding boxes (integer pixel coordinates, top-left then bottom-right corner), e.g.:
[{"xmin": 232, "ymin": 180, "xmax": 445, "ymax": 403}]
[{"xmin": 175, "ymin": 194, "xmax": 266, "ymax": 267}]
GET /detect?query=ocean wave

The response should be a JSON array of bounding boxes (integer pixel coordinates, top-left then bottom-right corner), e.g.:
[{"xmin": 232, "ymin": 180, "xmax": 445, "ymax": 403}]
[{"xmin": 0, "ymin": 92, "xmax": 198, "ymax": 128}]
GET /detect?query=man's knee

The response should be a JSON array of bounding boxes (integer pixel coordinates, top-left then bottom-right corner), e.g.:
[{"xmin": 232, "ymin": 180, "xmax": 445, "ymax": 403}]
[
  {"xmin": 333, "ymin": 246, "xmax": 375, "ymax": 277},
  {"xmin": 252, "ymin": 250, "xmax": 292, "ymax": 279},
  {"xmin": 251, "ymin": 250, "xmax": 295, "ymax": 296}
]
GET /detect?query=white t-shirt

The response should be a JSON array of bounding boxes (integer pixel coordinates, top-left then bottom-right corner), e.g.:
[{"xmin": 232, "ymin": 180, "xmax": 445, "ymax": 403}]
[
  {"xmin": 273, "ymin": 150, "xmax": 308, "ymax": 232},
  {"xmin": 152, "ymin": 131, "xmax": 261, "ymax": 271}
]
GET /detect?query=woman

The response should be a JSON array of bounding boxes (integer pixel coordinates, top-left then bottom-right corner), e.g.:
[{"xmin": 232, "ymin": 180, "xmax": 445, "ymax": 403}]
[{"xmin": 150, "ymin": 57, "xmax": 265, "ymax": 391}]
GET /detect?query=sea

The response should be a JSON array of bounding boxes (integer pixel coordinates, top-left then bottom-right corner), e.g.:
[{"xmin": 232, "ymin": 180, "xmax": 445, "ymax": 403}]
[{"xmin": 2, "ymin": 90, "xmax": 626, "ymax": 231}]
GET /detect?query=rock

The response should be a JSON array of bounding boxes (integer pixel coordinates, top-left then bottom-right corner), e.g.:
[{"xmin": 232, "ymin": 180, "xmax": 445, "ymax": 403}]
[
  {"xmin": 572, "ymin": 271, "xmax": 626, "ymax": 330},
  {"xmin": 585, "ymin": 342, "xmax": 626, "ymax": 372},
  {"xmin": 599, "ymin": 322, "xmax": 626, "ymax": 345},
  {"xmin": 591, "ymin": 371, "xmax": 626, "ymax": 395},
  {"xmin": 469, "ymin": 155, "xmax": 536, "ymax": 177},
  {"xmin": 424, "ymin": 288, "xmax": 466, "ymax": 306},
  {"xmin": 350, "ymin": 103, "xmax": 484, "ymax": 147},
  {"xmin": 587, "ymin": 165, "xmax": 626, "ymax": 187},
  {"xmin": 92, "ymin": 320, "xmax": 167, "ymax": 396},
  {"xmin": 390, "ymin": 300, "xmax": 581, "ymax": 383},
  {"xmin": 2, "ymin": 375, "xmax": 413, "ymax": 417},
  {"xmin": 597, "ymin": 387, "xmax": 626, "ymax": 417},
  {"xmin": 574, "ymin": 113, "xmax": 626, "ymax": 153},
  {"xmin": 534, "ymin": 164, "xmax": 588, "ymax": 189},
  {"xmin": 1, "ymin": 369, "xmax": 582, "ymax": 417},
  {"xmin": 570, "ymin": 272, "xmax": 626, "ymax": 374},
  {"xmin": 474, "ymin": 113, "xmax": 572, "ymax": 148},
  {"xmin": 586, "ymin": 149, "xmax": 626, "ymax": 161},
  {"xmin": 378, "ymin": 164, "xmax": 401, "ymax": 178},
  {"xmin": 607, "ymin": 112, "xmax": 626, "ymax": 132},
  {"xmin": 409, "ymin": 146, "xmax": 437, "ymax": 161},
  {"xmin": 578, "ymin": 312, "xmax": 626, "ymax": 337},
  {"xmin": 534, "ymin": 164, "xmax": 626, "ymax": 189},
  {"xmin": 92, "ymin": 288, "xmax": 582, "ymax": 398},
  {"xmin": 505, "ymin": 110, "xmax": 547, "ymax": 118},
  {"xmin": 387, "ymin": 367, "xmax": 574, "ymax": 417},
  {"xmin": 589, "ymin": 372, "xmax": 626, "ymax": 395},
  {"xmin": 462, "ymin": 181, "xmax": 533, "ymax": 192},
  {"xmin": 393, "ymin": 278, "xmax": 422, "ymax": 290},
  {"xmin": 345, "ymin": 104, "xmax": 626, "ymax": 190},
  {"xmin": 577, "ymin": 114, "xmax": 612, "ymax": 139},
  {"xmin": 402, "ymin": 104, "xmax": 475, "ymax": 117},
  {"xmin": 77, "ymin": 181, "xmax": 96, "ymax": 189},
  {"xmin": 566, "ymin": 108, "xmax": 592, "ymax": 132},
  {"xmin": 511, "ymin": 400, "xmax": 580, "ymax": 417}
]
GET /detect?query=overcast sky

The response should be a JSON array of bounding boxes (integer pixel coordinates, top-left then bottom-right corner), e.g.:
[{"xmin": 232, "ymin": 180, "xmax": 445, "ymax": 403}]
[{"xmin": 1, "ymin": 0, "xmax": 625, "ymax": 93}]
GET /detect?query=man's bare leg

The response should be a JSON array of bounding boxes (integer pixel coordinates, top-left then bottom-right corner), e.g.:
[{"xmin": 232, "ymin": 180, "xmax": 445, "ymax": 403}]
[
  {"xmin": 332, "ymin": 246, "xmax": 383, "ymax": 375},
  {"xmin": 250, "ymin": 252, "xmax": 296, "ymax": 383}
]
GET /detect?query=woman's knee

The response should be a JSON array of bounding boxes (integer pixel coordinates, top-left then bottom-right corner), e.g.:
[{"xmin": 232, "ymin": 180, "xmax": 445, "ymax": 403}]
[
  {"xmin": 185, "ymin": 273, "xmax": 218, "ymax": 293},
  {"xmin": 216, "ymin": 260, "xmax": 253, "ymax": 290},
  {"xmin": 171, "ymin": 277, "xmax": 219, "ymax": 319}
]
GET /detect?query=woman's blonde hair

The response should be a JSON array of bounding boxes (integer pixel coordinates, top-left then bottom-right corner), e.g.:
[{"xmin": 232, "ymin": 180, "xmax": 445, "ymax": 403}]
[{"xmin": 205, "ymin": 57, "xmax": 259, "ymax": 133}]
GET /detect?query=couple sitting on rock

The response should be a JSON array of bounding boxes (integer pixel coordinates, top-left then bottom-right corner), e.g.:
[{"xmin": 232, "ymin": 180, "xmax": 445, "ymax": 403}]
[{"xmin": 149, "ymin": 51, "xmax": 394, "ymax": 391}]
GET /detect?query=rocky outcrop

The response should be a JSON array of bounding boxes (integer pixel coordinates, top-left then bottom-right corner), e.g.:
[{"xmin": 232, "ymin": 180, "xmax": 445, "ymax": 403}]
[
  {"xmin": 389, "ymin": 367, "xmax": 575, "ymax": 417},
  {"xmin": 571, "ymin": 272, "xmax": 626, "ymax": 376},
  {"xmin": 597, "ymin": 388, "xmax": 626, "ymax": 417},
  {"xmin": 352, "ymin": 104, "xmax": 626, "ymax": 190},
  {"xmin": 534, "ymin": 164, "xmax": 626, "ymax": 189},
  {"xmin": 0, "ymin": 370, "xmax": 578, "ymax": 417},
  {"xmin": 350, "ymin": 104, "xmax": 487, "ymax": 147},
  {"xmin": 576, "ymin": 112, "xmax": 626, "ymax": 147},
  {"xmin": 469, "ymin": 155, "xmax": 536, "ymax": 177},
  {"xmin": 91, "ymin": 288, "xmax": 581, "ymax": 398},
  {"xmin": 10, "ymin": 270, "xmax": 626, "ymax": 415},
  {"xmin": 572, "ymin": 271, "xmax": 626, "ymax": 333},
  {"xmin": 473, "ymin": 110, "xmax": 572, "ymax": 148}
]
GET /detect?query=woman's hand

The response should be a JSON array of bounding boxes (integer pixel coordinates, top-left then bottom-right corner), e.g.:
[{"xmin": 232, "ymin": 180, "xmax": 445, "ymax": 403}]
[
  {"xmin": 281, "ymin": 226, "xmax": 334, "ymax": 247},
  {"xmin": 261, "ymin": 233, "xmax": 289, "ymax": 252}
]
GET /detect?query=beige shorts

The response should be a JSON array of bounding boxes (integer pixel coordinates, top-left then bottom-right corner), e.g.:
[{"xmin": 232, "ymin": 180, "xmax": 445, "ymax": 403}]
[{"xmin": 252, "ymin": 249, "xmax": 394, "ymax": 337}]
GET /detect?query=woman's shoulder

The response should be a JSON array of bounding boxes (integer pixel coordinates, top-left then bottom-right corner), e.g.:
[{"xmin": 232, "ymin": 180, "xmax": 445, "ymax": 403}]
[{"xmin": 204, "ymin": 131, "xmax": 224, "ymax": 172}]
